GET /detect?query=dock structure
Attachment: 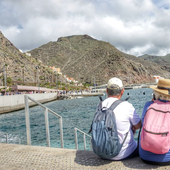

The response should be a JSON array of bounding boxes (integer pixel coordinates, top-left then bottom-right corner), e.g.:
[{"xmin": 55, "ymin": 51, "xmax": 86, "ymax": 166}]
[
  {"xmin": 57, "ymin": 92, "xmax": 105, "ymax": 100},
  {"xmin": 0, "ymin": 143, "xmax": 168, "ymax": 170}
]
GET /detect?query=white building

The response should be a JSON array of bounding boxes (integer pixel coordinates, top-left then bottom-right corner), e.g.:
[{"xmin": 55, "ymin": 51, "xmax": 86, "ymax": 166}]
[{"xmin": 153, "ymin": 75, "xmax": 164, "ymax": 83}]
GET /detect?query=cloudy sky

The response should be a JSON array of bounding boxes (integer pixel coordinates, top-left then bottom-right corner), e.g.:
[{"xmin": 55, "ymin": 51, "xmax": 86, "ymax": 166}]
[{"xmin": 0, "ymin": 0, "xmax": 170, "ymax": 56}]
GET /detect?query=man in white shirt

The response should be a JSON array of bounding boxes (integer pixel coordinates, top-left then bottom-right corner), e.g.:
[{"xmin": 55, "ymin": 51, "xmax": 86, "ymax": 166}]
[{"xmin": 102, "ymin": 77, "xmax": 141, "ymax": 160}]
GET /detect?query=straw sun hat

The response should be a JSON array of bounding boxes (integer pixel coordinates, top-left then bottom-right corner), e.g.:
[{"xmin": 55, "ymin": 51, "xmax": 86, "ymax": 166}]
[{"xmin": 150, "ymin": 79, "xmax": 170, "ymax": 96}]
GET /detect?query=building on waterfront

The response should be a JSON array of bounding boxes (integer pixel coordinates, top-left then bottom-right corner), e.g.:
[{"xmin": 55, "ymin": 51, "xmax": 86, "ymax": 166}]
[
  {"xmin": 90, "ymin": 84, "xmax": 107, "ymax": 92},
  {"xmin": 11, "ymin": 85, "xmax": 57, "ymax": 94},
  {"xmin": 153, "ymin": 75, "xmax": 164, "ymax": 83}
]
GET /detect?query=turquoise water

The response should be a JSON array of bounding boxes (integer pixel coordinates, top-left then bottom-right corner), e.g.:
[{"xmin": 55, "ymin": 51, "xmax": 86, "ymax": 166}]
[{"xmin": 0, "ymin": 88, "xmax": 153, "ymax": 150}]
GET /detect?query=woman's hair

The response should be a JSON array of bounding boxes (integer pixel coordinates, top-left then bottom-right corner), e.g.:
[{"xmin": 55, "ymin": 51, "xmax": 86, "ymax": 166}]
[{"xmin": 154, "ymin": 91, "xmax": 170, "ymax": 101}]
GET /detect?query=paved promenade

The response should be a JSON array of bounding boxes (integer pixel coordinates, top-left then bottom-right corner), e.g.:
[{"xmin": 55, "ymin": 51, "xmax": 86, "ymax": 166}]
[{"xmin": 0, "ymin": 143, "xmax": 169, "ymax": 170}]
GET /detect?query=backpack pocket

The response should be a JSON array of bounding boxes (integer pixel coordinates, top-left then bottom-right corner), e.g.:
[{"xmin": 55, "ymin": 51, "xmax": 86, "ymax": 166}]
[
  {"xmin": 92, "ymin": 121, "xmax": 121, "ymax": 158},
  {"xmin": 107, "ymin": 136, "xmax": 121, "ymax": 157},
  {"xmin": 141, "ymin": 124, "xmax": 170, "ymax": 154},
  {"xmin": 92, "ymin": 121, "xmax": 108, "ymax": 155}
]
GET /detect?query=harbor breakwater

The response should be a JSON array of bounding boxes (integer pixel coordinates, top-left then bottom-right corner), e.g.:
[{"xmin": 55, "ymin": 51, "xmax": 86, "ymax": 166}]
[
  {"xmin": 0, "ymin": 92, "xmax": 104, "ymax": 114},
  {"xmin": 0, "ymin": 93, "xmax": 58, "ymax": 114}
]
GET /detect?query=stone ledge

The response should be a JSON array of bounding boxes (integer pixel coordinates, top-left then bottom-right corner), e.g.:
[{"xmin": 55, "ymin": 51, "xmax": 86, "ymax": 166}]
[{"xmin": 0, "ymin": 143, "xmax": 168, "ymax": 170}]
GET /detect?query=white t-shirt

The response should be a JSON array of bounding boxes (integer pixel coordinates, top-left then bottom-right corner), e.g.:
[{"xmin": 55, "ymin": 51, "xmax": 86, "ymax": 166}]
[{"xmin": 101, "ymin": 97, "xmax": 141, "ymax": 160}]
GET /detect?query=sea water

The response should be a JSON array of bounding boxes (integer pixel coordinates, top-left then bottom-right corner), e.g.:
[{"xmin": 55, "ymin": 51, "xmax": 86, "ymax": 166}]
[{"xmin": 0, "ymin": 88, "xmax": 153, "ymax": 150}]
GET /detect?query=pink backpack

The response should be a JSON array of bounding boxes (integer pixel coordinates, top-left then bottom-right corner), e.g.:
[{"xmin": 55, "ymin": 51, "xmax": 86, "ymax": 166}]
[{"xmin": 141, "ymin": 100, "xmax": 170, "ymax": 154}]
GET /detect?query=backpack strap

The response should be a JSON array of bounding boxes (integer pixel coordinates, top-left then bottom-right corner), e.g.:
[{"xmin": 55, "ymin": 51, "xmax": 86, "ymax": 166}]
[
  {"xmin": 103, "ymin": 100, "xmax": 123, "ymax": 123},
  {"xmin": 88, "ymin": 101, "xmax": 103, "ymax": 133},
  {"xmin": 108, "ymin": 99, "xmax": 123, "ymax": 111},
  {"xmin": 122, "ymin": 130, "xmax": 129, "ymax": 146},
  {"xmin": 137, "ymin": 125, "xmax": 142, "ymax": 147},
  {"xmin": 108, "ymin": 100, "xmax": 129, "ymax": 146},
  {"xmin": 88, "ymin": 100, "xmax": 126, "ymax": 134}
]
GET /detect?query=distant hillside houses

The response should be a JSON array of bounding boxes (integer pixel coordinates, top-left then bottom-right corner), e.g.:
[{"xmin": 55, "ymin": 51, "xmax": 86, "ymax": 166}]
[
  {"xmin": 49, "ymin": 66, "xmax": 79, "ymax": 85},
  {"xmin": 63, "ymin": 75, "xmax": 78, "ymax": 84},
  {"xmin": 49, "ymin": 66, "xmax": 62, "ymax": 75}
]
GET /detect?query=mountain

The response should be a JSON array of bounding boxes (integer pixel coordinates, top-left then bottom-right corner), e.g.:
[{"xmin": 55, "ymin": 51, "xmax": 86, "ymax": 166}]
[
  {"xmin": 1, "ymin": 31, "xmax": 169, "ymax": 87},
  {"xmin": 164, "ymin": 54, "xmax": 170, "ymax": 62},
  {"xmin": 0, "ymin": 31, "xmax": 56, "ymax": 86},
  {"xmin": 139, "ymin": 54, "xmax": 170, "ymax": 73},
  {"xmin": 28, "ymin": 34, "xmax": 170, "ymax": 85}
]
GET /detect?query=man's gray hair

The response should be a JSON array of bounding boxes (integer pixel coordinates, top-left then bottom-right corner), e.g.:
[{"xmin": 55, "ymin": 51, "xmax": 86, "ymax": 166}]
[{"xmin": 107, "ymin": 84, "xmax": 123, "ymax": 96}]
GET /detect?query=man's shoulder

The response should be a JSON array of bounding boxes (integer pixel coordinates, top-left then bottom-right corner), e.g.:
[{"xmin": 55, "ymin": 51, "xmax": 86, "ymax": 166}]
[
  {"xmin": 102, "ymin": 97, "xmax": 118, "ymax": 108},
  {"xmin": 119, "ymin": 100, "xmax": 133, "ymax": 107},
  {"xmin": 102, "ymin": 98, "xmax": 134, "ymax": 110},
  {"xmin": 116, "ymin": 101, "xmax": 136, "ymax": 114}
]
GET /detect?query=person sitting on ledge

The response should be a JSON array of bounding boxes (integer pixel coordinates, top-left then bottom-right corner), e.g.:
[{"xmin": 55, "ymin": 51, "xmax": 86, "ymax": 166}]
[
  {"xmin": 92, "ymin": 77, "xmax": 141, "ymax": 160},
  {"xmin": 139, "ymin": 79, "xmax": 170, "ymax": 166}
]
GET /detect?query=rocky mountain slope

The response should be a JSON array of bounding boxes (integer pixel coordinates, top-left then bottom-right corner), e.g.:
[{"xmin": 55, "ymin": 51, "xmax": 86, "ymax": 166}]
[
  {"xmin": 139, "ymin": 54, "xmax": 170, "ymax": 73},
  {"xmin": 28, "ymin": 34, "xmax": 170, "ymax": 85},
  {"xmin": 1, "ymin": 30, "xmax": 169, "ymax": 87},
  {"xmin": 0, "ymin": 31, "xmax": 56, "ymax": 86}
]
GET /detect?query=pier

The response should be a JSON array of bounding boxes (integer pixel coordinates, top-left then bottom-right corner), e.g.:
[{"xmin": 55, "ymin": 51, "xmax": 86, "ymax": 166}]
[
  {"xmin": 0, "ymin": 143, "xmax": 167, "ymax": 170},
  {"xmin": 0, "ymin": 91, "xmax": 105, "ymax": 114},
  {"xmin": 0, "ymin": 93, "xmax": 58, "ymax": 114}
]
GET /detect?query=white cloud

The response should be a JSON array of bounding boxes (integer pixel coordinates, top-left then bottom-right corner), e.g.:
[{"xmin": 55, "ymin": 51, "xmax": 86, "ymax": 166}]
[{"xmin": 0, "ymin": 0, "xmax": 170, "ymax": 56}]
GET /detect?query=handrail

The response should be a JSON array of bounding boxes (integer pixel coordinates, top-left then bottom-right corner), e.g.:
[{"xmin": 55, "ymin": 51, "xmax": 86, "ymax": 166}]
[
  {"xmin": 24, "ymin": 95, "xmax": 64, "ymax": 148},
  {"xmin": 74, "ymin": 127, "xmax": 92, "ymax": 150}
]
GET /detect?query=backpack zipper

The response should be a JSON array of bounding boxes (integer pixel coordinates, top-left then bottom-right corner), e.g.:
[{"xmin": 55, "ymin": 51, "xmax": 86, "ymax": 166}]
[{"xmin": 144, "ymin": 128, "xmax": 169, "ymax": 136}]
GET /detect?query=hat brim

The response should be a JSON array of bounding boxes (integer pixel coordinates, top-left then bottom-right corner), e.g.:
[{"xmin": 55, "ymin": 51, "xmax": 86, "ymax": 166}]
[{"xmin": 150, "ymin": 85, "xmax": 170, "ymax": 96}]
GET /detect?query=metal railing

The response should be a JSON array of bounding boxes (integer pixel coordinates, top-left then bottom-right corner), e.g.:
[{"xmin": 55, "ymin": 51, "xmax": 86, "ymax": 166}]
[
  {"xmin": 74, "ymin": 127, "xmax": 92, "ymax": 150},
  {"xmin": 24, "ymin": 95, "xmax": 64, "ymax": 148}
]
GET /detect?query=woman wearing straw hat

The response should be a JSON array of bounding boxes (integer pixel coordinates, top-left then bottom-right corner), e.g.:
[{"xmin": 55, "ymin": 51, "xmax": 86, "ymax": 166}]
[{"xmin": 139, "ymin": 79, "xmax": 170, "ymax": 166}]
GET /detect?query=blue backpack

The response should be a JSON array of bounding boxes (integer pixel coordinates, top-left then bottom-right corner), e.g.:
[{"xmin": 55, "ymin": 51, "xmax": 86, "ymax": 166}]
[{"xmin": 91, "ymin": 100, "xmax": 128, "ymax": 159}]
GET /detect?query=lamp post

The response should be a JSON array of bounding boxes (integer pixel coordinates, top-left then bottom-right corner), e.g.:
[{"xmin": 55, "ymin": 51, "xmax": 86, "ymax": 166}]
[
  {"xmin": 94, "ymin": 76, "xmax": 96, "ymax": 92},
  {"xmin": 36, "ymin": 66, "xmax": 40, "ymax": 93},
  {"xmin": 23, "ymin": 67, "xmax": 24, "ymax": 84},
  {"xmin": 3, "ymin": 64, "xmax": 7, "ymax": 94},
  {"xmin": 78, "ymin": 73, "xmax": 82, "ymax": 90},
  {"xmin": 55, "ymin": 71, "xmax": 57, "ymax": 89}
]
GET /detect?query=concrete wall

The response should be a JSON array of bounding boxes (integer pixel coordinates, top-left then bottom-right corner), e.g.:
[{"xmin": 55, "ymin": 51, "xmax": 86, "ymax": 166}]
[{"xmin": 0, "ymin": 93, "xmax": 58, "ymax": 114}]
